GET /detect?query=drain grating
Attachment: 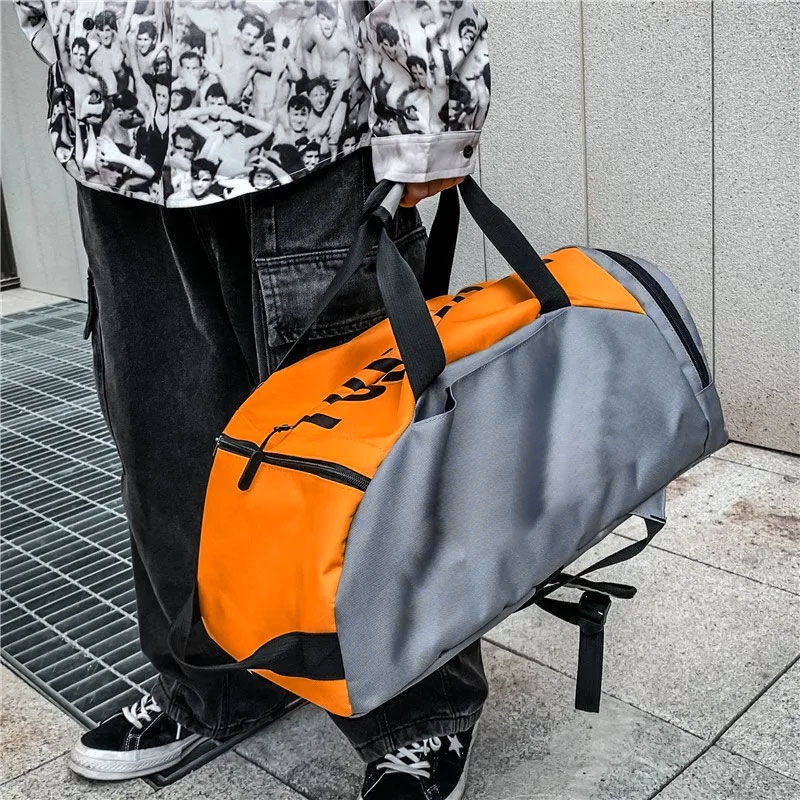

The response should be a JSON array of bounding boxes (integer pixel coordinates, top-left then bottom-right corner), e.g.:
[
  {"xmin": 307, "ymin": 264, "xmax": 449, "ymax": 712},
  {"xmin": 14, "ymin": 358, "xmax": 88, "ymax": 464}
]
[{"xmin": 0, "ymin": 300, "xmax": 298, "ymax": 786}]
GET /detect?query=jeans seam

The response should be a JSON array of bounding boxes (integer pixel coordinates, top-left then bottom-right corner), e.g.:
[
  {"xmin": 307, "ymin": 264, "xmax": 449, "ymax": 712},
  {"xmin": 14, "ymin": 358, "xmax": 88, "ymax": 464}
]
[
  {"xmin": 160, "ymin": 686, "xmax": 285, "ymax": 739},
  {"xmin": 439, "ymin": 666, "xmax": 457, "ymax": 720},
  {"xmin": 188, "ymin": 208, "xmax": 219, "ymax": 274},
  {"xmin": 356, "ymin": 710, "xmax": 483, "ymax": 755}
]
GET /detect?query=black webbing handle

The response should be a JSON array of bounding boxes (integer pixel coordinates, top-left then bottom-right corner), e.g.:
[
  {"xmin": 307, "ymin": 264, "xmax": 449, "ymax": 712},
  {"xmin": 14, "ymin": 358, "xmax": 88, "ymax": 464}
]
[
  {"xmin": 275, "ymin": 179, "xmax": 396, "ymax": 372},
  {"xmin": 421, "ymin": 184, "xmax": 460, "ymax": 298},
  {"xmin": 375, "ymin": 226, "xmax": 446, "ymax": 397},
  {"xmin": 457, "ymin": 176, "xmax": 571, "ymax": 313}
]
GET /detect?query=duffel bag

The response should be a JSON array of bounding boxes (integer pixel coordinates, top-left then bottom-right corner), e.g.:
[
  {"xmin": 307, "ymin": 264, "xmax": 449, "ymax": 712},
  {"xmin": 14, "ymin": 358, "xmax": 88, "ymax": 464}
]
[{"xmin": 168, "ymin": 176, "xmax": 728, "ymax": 718}]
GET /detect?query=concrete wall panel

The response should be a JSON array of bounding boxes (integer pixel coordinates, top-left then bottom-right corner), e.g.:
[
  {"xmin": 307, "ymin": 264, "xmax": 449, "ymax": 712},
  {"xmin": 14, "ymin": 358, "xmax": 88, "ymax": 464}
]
[
  {"xmin": 2, "ymin": 1, "xmax": 88, "ymax": 300},
  {"xmin": 714, "ymin": 0, "xmax": 799, "ymax": 452},
  {"xmin": 479, "ymin": 0, "xmax": 586, "ymax": 279},
  {"xmin": 583, "ymin": 0, "xmax": 714, "ymax": 356}
]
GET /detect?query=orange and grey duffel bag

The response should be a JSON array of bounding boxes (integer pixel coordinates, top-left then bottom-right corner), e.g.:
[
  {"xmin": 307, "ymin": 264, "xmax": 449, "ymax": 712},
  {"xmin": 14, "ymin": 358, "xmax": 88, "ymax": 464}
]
[{"xmin": 168, "ymin": 177, "xmax": 728, "ymax": 718}]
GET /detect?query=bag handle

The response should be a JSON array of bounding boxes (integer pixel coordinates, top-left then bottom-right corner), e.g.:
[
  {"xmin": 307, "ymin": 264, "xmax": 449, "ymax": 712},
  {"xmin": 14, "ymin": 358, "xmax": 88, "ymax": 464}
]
[
  {"xmin": 278, "ymin": 175, "xmax": 571, "ymax": 399},
  {"xmin": 457, "ymin": 177, "xmax": 571, "ymax": 313},
  {"xmin": 276, "ymin": 180, "xmax": 447, "ymax": 398}
]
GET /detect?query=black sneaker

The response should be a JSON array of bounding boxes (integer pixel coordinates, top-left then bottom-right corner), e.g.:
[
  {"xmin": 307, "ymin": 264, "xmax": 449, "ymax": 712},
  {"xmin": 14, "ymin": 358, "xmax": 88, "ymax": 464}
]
[
  {"xmin": 68, "ymin": 693, "xmax": 206, "ymax": 780},
  {"xmin": 358, "ymin": 723, "xmax": 478, "ymax": 800}
]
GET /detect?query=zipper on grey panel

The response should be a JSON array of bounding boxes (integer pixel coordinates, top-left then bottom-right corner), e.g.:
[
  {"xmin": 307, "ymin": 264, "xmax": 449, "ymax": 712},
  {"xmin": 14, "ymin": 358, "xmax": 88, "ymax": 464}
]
[{"xmin": 597, "ymin": 249, "xmax": 710, "ymax": 388}]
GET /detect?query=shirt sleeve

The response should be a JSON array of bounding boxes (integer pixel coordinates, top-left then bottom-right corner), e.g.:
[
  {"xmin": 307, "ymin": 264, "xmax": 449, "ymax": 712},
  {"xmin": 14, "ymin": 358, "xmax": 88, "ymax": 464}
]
[
  {"xmin": 357, "ymin": 1, "xmax": 491, "ymax": 184},
  {"xmin": 13, "ymin": 1, "xmax": 57, "ymax": 67}
]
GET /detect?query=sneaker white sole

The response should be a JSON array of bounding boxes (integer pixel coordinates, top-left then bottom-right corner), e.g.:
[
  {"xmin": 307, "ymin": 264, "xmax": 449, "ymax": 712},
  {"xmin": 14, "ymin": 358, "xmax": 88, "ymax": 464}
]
[
  {"xmin": 67, "ymin": 733, "xmax": 205, "ymax": 781},
  {"xmin": 357, "ymin": 721, "xmax": 478, "ymax": 800}
]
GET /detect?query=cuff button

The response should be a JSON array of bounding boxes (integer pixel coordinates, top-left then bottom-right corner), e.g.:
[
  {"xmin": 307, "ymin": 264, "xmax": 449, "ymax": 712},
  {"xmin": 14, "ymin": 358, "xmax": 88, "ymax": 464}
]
[{"xmin": 462, "ymin": 144, "xmax": 474, "ymax": 159}]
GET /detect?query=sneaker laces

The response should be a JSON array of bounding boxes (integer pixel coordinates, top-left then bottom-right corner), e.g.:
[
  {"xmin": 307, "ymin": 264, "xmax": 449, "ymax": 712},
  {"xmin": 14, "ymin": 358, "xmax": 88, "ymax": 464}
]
[
  {"xmin": 121, "ymin": 693, "xmax": 162, "ymax": 730},
  {"xmin": 376, "ymin": 737, "xmax": 442, "ymax": 779}
]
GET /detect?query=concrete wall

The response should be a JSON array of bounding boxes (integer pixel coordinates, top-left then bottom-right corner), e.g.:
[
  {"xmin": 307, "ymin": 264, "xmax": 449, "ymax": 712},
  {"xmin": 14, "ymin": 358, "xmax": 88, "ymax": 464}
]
[
  {"xmin": 468, "ymin": 0, "xmax": 799, "ymax": 453},
  {"xmin": 3, "ymin": 0, "xmax": 798, "ymax": 451},
  {"xmin": 1, "ymin": 0, "xmax": 89, "ymax": 301}
]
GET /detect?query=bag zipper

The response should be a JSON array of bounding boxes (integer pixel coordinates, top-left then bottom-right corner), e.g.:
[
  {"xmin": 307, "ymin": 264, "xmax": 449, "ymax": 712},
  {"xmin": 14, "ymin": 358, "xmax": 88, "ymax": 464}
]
[
  {"xmin": 597, "ymin": 249, "xmax": 710, "ymax": 388},
  {"xmin": 216, "ymin": 432, "xmax": 371, "ymax": 493}
]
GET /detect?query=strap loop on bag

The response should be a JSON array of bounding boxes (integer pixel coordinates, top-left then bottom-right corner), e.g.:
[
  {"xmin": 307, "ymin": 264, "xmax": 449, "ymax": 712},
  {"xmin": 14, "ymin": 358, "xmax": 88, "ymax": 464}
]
[{"xmin": 167, "ymin": 584, "xmax": 345, "ymax": 681}]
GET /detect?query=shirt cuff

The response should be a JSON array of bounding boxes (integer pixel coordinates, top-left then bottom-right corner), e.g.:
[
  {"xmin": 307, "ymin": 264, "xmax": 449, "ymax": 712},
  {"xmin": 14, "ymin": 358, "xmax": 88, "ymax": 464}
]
[{"xmin": 369, "ymin": 131, "xmax": 481, "ymax": 184}]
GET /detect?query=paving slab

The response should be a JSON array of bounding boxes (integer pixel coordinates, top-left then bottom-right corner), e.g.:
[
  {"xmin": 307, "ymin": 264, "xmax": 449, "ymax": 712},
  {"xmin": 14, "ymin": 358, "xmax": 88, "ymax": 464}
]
[
  {"xmin": 655, "ymin": 746, "xmax": 800, "ymax": 800},
  {"xmin": 0, "ymin": 289, "xmax": 67, "ymax": 317},
  {"xmin": 719, "ymin": 662, "xmax": 800, "ymax": 781},
  {"xmin": 713, "ymin": 442, "xmax": 800, "ymax": 479},
  {"xmin": 157, "ymin": 752, "xmax": 306, "ymax": 800},
  {"xmin": 0, "ymin": 754, "xmax": 153, "ymax": 799},
  {"xmin": 464, "ymin": 646, "xmax": 702, "ymax": 800},
  {"xmin": 236, "ymin": 701, "xmax": 364, "ymax": 800},
  {"xmin": 616, "ymin": 455, "xmax": 800, "ymax": 594},
  {"xmin": 487, "ymin": 533, "xmax": 800, "ymax": 740},
  {"xmin": 0, "ymin": 666, "xmax": 81, "ymax": 782},
  {"xmin": 238, "ymin": 643, "xmax": 702, "ymax": 800}
]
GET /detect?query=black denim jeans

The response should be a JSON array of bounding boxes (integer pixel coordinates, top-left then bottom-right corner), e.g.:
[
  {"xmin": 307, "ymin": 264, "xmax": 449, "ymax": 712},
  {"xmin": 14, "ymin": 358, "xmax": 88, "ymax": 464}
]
[{"xmin": 74, "ymin": 150, "xmax": 488, "ymax": 762}]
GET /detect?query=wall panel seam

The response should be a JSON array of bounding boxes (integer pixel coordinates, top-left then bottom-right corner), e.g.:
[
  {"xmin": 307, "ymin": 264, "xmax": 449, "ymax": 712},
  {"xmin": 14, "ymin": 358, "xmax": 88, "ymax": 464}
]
[
  {"xmin": 579, "ymin": 0, "xmax": 589, "ymax": 246},
  {"xmin": 711, "ymin": 0, "xmax": 716, "ymax": 379}
]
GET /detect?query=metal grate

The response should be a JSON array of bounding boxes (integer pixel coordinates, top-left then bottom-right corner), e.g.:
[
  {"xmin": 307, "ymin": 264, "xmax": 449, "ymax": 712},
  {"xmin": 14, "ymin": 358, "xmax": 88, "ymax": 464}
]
[{"xmin": 0, "ymin": 300, "xmax": 295, "ymax": 786}]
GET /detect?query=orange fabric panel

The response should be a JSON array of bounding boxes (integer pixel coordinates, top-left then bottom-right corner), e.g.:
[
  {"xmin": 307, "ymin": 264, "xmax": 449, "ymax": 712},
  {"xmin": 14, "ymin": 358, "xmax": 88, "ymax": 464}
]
[
  {"xmin": 248, "ymin": 672, "xmax": 352, "ymax": 716},
  {"xmin": 546, "ymin": 248, "xmax": 645, "ymax": 314},
  {"xmin": 199, "ymin": 452, "xmax": 362, "ymax": 654}
]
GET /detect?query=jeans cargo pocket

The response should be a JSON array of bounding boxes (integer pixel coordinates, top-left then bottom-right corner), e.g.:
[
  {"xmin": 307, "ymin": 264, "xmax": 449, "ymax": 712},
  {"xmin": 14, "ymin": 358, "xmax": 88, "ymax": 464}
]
[
  {"xmin": 254, "ymin": 224, "xmax": 427, "ymax": 349},
  {"xmin": 83, "ymin": 270, "xmax": 98, "ymax": 340}
]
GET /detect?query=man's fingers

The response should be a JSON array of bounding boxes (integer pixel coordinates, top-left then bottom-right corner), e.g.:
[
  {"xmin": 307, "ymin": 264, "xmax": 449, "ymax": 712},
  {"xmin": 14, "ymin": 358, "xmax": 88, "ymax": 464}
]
[
  {"xmin": 399, "ymin": 182, "xmax": 429, "ymax": 207},
  {"xmin": 399, "ymin": 177, "xmax": 464, "ymax": 208}
]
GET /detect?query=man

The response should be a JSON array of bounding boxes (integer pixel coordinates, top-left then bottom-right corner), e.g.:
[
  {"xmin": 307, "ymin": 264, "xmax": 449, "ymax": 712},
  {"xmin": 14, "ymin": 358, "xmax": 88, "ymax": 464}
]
[
  {"xmin": 302, "ymin": 0, "xmax": 357, "ymax": 89},
  {"xmin": 181, "ymin": 102, "xmax": 276, "ymax": 182},
  {"xmin": 87, "ymin": 9, "xmax": 128, "ymax": 95},
  {"xmin": 212, "ymin": 13, "xmax": 275, "ymax": 105},
  {"xmin": 162, "ymin": 125, "xmax": 202, "ymax": 197},
  {"xmin": 95, "ymin": 90, "xmax": 153, "ymax": 191},
  {"xmin": 173, "ymin": 50, "xmax": 205, "ymax": 99},
  {"xmin": 168, "ymin": 156, "xmax": 221, "ymax": 204},
  {"xmin": 14, "ymin": 2, "xmax": 490, "ymax": 798},
  {"xmin": 57, "ymin": 9, "xmax": 104, "ymax": 129}
]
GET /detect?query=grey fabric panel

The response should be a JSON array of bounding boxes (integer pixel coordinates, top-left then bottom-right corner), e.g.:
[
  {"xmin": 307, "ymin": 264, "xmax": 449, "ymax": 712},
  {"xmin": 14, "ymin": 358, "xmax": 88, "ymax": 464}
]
[
  {"xmin": 578, "ymin": 248, "xmax": 709, "ymax": 395},
  {"xmin": 629, "ymin": 486, "xmax": 667, "ymax": 522},
  {"xmin": 336, "ymin": 305, "xmax": 711, "ymax": 714},
  {"xmin": 344, "ymin": 505, "xmax": 665, "ymax": 720},
  {"xmin": 626, "ymin": 254, "xmax": 709, "ymax": 369},
  {"xmin": 694, "ymin": 380, "xmax": 730, "ymax": 456},
  {"xmin": 412, "ymin": 308, "xmax": 567, "ymax": 422}
]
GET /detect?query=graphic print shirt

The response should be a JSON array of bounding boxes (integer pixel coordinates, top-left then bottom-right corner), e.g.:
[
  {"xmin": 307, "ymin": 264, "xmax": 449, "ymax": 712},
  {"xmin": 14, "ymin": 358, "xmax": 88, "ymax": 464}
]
[{"xmin": 13, "ymin": 1, "xmax": 491, "ymax": 208}]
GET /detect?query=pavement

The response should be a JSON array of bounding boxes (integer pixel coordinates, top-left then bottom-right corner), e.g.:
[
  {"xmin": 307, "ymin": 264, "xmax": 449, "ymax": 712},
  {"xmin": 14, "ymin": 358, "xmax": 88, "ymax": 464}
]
[{"xmin": 1, "ymin": 289, "xmax": 798, "ymax": 799}]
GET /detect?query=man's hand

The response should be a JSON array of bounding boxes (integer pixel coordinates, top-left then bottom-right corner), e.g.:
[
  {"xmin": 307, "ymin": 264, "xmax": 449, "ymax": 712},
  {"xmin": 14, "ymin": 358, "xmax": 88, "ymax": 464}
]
[{"xmin": 400, "ymin": 177, "xmax": 465, "ymax": 207}]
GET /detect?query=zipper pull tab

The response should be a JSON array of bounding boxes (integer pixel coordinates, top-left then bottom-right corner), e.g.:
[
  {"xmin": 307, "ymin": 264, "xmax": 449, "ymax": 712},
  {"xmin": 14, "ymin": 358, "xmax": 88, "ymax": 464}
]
[
  {"xmin": 259, "ymin": 424, "xmax": 292, "ymax": 449},
  {"xmin": 238, "ymin": 424, "xmax": 292, "ymax": 491},
  {"xmin": 238, "ymin": 449, "xmax": 263, "ymax": 492}
]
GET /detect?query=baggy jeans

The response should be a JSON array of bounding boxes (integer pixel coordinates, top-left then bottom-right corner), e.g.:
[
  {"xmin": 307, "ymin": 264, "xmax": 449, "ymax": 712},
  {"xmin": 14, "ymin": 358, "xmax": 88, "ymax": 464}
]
[{"xmin": 74, "ymin": 149, "xmax": 488, "ymax": 762}]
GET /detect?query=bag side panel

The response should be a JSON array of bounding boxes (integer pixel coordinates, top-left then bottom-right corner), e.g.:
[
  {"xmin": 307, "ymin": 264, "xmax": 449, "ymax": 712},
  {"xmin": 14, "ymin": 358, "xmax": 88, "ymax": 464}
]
[{"xmin": 336, "ymin": 305, "xmax": 709, "ymax": 715}]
